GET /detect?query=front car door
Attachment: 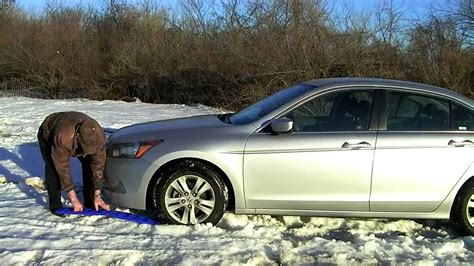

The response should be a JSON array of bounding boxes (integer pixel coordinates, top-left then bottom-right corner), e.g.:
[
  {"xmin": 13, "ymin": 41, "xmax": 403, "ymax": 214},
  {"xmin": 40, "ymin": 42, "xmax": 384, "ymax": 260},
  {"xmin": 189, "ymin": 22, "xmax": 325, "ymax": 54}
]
[
  {"xmin": 244, "ymin": 88, "xmax": 378, "ymax": 212},
  {"xmin": 371, "ymin": 89, "xmax": 474, "ymax": 212}
]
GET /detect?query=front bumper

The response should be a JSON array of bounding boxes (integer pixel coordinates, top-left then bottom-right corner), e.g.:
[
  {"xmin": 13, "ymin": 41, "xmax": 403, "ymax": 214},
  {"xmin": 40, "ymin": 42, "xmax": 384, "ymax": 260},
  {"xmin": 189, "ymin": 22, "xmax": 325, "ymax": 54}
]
[{"xmin": 104, "ymin": 157, "xmax": 159, "ymax": 210}]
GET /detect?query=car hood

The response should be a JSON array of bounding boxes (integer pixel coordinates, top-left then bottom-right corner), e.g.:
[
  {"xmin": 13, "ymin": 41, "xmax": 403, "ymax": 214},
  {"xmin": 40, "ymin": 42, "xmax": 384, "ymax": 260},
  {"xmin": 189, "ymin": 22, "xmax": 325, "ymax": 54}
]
[{"xmin": 109, "ymin": 114, "xmax": 226, "ymax": 142}]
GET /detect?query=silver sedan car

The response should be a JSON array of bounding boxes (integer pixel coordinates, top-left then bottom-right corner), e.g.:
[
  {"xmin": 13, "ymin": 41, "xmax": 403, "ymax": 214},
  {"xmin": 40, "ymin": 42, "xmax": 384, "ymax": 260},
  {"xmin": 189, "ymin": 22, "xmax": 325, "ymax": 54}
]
[{"xmin": 104, "ymin": 78, "xmax": 474, "ymax": 235}]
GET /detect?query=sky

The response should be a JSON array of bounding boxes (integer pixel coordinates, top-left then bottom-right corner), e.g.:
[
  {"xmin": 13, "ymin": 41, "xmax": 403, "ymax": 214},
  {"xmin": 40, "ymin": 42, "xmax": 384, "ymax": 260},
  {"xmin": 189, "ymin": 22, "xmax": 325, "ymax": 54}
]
[{"xmin": 15, "ymin": 0, "xmax": 448, "ymax": 16}]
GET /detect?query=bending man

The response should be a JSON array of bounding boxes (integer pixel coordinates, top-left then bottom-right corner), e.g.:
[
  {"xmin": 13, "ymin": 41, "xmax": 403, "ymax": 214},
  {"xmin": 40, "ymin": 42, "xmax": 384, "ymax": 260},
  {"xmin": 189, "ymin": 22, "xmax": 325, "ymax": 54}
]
[{"xmin": 38, "ymin": 111, "xmax": 110, "ymax": 213}]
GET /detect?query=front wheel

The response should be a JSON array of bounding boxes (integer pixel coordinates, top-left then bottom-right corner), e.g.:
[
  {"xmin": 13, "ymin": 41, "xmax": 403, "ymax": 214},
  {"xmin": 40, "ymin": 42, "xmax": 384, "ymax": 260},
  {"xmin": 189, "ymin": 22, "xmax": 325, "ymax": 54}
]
[
  {"xmin": 152, "ymin": 160, "xmax": 228, "ymax": 225},
  {"xmin": 451, "ymin": 180, "xmax": 474, "ymax": 235}
]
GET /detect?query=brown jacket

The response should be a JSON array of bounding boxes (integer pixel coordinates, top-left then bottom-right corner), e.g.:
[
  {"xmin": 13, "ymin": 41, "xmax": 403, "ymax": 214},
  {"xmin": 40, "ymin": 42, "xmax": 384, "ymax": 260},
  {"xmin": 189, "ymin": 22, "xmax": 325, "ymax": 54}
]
[{"xmin": 39, "ymin": 112, "xmax": 106, "ymax": 192}]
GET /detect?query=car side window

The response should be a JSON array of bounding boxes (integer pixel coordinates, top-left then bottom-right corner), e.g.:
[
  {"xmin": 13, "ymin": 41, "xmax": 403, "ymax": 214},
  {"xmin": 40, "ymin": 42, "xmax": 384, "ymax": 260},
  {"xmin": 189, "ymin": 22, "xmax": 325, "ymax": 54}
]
[
  {"xmin": 286, "ymin": 90, "xmax": 374, "ymax": 132},
  {"xmin": 451, "ymin": 103, "xmax": 474, "ymax": 131},
  {"xmin": 386, "ymin": 91, "xmax": 450, "ymax": 131},
  {"xmin": 387, "ymin": 93, "xmax": 420, "ymax": 118}
]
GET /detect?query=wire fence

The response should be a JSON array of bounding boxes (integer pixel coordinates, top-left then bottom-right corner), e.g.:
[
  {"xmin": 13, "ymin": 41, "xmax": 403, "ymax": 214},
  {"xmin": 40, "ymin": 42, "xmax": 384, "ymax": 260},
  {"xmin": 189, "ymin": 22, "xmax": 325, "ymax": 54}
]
[
  {"xmin": 0, "ymin": 77, "xmax": 85, "ymax": 98},
  {"xmin": 1, "ymin": 76, "xmax": 30, "ymax": 91}
]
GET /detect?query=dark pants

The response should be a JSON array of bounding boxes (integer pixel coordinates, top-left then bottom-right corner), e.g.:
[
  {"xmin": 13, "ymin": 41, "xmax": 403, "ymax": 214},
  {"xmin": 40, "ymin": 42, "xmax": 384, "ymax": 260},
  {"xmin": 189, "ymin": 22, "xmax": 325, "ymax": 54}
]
[
  {"xmin": 78, "ymin": 156, "xmax": 94, "ymax": 209},
  {"xmin": 37, "ymin": 130, "xmax": 94, "ymax": 211}
]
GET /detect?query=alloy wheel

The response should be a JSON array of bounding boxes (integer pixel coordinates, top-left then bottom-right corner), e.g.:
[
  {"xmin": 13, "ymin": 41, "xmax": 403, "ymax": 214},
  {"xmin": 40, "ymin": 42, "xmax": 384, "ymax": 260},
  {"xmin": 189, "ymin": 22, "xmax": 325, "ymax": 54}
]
[
  {"xmin": 467, "ymin": 193, "xmax": 474, "ymax": 227},
  {"xmin": 164, "ymin": 175, "xmax": 216, "ymax": 224}
]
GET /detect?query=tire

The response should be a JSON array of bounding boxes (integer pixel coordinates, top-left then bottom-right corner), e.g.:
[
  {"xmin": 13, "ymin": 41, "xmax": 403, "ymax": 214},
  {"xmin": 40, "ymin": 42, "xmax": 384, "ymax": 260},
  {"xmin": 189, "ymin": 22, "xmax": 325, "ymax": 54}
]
[
  {"xmin": 451, "ymin": 179, "xmax": 474, "ymax": 236},
  {"xmin": 152, "ymin": 160, "xmax": 228, "ymax": 225}
]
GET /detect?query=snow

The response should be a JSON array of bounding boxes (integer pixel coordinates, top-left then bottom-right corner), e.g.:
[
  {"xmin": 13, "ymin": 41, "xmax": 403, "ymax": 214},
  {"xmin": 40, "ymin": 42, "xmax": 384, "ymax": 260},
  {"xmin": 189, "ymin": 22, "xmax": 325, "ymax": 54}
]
[{"xmin": 0, "ymin": 96, "xmax": 473, "ymax": 264}]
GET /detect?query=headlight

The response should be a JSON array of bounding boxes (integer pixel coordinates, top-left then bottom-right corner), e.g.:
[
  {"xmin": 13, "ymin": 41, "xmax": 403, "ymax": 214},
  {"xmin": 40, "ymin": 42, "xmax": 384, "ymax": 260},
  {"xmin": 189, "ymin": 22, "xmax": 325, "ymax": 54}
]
[{"xmin": 107, "ymin": 140, "xmax": 162, "ymax": 158}]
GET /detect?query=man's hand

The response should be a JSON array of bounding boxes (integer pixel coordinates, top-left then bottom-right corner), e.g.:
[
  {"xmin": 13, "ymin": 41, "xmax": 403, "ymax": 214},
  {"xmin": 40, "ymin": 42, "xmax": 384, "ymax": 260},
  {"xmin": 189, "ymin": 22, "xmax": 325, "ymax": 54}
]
[
  {"xmin": 71, "ymin": 199, "xmax": 84, "ymax": 212},
  {"xmin": 93, "ymin": 190, "xmax": 110, "ymax": 211},
  {"xmin": 67, "ymin": 190, "xmax": 83, "ymax": 212},
  {"xmin": 94, "ymin": 196, "xmax": 110, "ymax": 211}
]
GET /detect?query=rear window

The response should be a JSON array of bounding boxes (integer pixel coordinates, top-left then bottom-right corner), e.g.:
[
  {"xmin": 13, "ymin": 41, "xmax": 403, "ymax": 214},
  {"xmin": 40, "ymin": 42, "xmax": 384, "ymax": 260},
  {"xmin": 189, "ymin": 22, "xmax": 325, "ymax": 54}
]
[
  {"xmin": 386, "ymin": 91, "xmax": 449, "ymax": 131},
  {"xmin": 451, "ymin": 103, "xmax": 474, "ymax": 131}
]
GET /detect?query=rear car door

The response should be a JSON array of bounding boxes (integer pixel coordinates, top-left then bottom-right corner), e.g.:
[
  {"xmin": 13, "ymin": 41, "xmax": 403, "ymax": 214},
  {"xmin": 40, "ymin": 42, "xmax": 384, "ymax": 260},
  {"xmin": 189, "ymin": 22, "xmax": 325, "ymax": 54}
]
[
  {"xmin": 371, "ymin": 89, "xmax": 474, "ymax": 212},
  {"xmin": 244, "ymin": 88, "xmax": 378, "ymax": 211}
]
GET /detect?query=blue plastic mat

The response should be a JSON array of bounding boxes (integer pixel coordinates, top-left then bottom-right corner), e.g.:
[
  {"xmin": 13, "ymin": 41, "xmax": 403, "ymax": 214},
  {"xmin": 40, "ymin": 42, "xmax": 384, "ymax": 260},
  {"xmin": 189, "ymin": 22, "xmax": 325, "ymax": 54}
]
[{"xmin": 54, "ymin": 208, "xmax": 159, "ymax": 225}]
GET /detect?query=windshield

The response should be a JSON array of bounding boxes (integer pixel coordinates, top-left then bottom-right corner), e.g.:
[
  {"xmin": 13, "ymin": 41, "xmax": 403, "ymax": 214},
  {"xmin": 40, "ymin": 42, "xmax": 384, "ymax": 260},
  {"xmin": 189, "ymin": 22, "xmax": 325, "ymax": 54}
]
[{"xmin": 229, "ymin": 84, "xmax": 314, "ymax": 125}]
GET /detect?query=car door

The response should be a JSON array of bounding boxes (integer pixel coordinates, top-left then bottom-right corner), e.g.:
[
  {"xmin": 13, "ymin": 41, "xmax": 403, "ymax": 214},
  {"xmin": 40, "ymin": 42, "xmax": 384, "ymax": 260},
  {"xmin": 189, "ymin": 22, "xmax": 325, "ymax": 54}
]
[
  {"xmin": 371, "ymin": 89, "xmax": 474, "ymax": 212},
  {"xmin": 244, "ymin": 88, "xmax": 378, "ymax": 211}
]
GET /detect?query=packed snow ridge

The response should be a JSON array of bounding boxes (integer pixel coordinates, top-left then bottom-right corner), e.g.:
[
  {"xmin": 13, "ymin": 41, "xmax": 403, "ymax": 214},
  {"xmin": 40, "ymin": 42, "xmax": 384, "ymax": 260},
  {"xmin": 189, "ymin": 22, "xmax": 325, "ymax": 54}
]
[{"xmin": 0, "ymin": 96, "xmax": 473, "ymax": 264}]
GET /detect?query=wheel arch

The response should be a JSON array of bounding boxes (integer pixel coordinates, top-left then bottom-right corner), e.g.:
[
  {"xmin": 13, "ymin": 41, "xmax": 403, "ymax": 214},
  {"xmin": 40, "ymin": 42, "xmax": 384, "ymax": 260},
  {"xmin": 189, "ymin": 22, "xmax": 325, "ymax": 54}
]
[
  {"xmin": 450, "ymin": 175, "xmax": 474, "ymax": 218},
  {"xmin": 145, "ymin": 157, "xmax": 236, "ymax": 213}
]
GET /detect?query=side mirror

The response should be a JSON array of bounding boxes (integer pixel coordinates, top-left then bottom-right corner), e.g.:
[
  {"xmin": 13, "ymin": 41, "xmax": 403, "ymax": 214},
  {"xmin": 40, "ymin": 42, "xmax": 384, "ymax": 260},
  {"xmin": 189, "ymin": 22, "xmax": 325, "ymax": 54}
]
[{"xmin": 270, "ymin": 117, "xmax": 293, "ymax": 134}]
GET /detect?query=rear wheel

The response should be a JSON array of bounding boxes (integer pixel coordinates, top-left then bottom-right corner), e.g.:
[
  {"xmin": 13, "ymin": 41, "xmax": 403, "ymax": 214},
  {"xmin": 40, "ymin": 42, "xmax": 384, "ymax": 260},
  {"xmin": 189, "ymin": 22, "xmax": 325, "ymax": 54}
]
[
  {"xmin": 451, "ymin": 180, "xmax": 474, "ymax": 235},
  {"xmin": 152, "ymin": 160, "xmax": 228, "ymax": 225}
]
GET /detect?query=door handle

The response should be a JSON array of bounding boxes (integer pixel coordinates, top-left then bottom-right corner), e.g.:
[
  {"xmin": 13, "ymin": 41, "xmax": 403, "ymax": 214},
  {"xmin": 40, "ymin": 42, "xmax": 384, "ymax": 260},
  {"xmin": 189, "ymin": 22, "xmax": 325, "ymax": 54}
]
[
  {"xmin": 448, "ymin": 139, "xmax": 473, "ymax": 147},
  {"xmin": 342, "ymin": 141, "xmax": 372, "ymax": 149}
]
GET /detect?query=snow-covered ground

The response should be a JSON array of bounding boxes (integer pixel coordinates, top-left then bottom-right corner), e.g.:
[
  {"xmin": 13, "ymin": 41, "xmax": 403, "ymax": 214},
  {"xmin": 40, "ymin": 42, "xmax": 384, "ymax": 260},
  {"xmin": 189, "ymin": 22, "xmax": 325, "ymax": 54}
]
[{"xmin": 0, "ymin": 96, "xmax": 473, "ymax": 264}]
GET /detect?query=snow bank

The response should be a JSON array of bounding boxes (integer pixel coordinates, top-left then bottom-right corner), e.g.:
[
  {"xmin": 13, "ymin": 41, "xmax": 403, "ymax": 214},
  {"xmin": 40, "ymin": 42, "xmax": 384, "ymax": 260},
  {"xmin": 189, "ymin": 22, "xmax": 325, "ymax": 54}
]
[{"xmin": 0, "ymin": 96, "xmax": 472, "ymax": 264}]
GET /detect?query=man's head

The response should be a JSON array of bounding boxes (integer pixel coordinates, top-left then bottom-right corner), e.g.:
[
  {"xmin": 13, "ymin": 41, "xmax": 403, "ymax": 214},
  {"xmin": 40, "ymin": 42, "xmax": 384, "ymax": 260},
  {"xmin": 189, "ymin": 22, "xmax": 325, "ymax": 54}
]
[{"xmin": 77, "ymin": 120, "xmax": 98, "ymax": 155}]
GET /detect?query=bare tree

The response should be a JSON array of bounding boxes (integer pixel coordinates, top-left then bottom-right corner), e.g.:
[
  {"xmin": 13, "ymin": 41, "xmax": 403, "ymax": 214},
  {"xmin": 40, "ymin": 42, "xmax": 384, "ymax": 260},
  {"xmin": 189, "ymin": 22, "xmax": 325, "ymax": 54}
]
[
  {"xmin": 0, "ymin": 0, "xmax": 472, "ymax": 105},
  {"xmin": 457, "ymin": 0, "xmax": 473, "ymax": 28},
  {"xmin": 0, "ymin": 0, "xmax": 15, "ymax": 10}
]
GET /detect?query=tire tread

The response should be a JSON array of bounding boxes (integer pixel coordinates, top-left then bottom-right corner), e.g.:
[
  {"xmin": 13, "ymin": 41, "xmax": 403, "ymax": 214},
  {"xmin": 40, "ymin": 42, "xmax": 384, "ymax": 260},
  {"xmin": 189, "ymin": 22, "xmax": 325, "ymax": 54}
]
[{"xmin": 451, "ymin": 179, "xmax": 474, "ymax": 236}]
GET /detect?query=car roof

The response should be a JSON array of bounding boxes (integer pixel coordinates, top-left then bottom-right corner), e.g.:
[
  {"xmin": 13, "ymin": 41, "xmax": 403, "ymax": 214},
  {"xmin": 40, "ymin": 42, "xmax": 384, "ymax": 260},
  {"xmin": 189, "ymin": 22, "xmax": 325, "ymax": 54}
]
[{"xmin": 302, "ymin": 78, "xmax": 474, "ymax": 107}]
